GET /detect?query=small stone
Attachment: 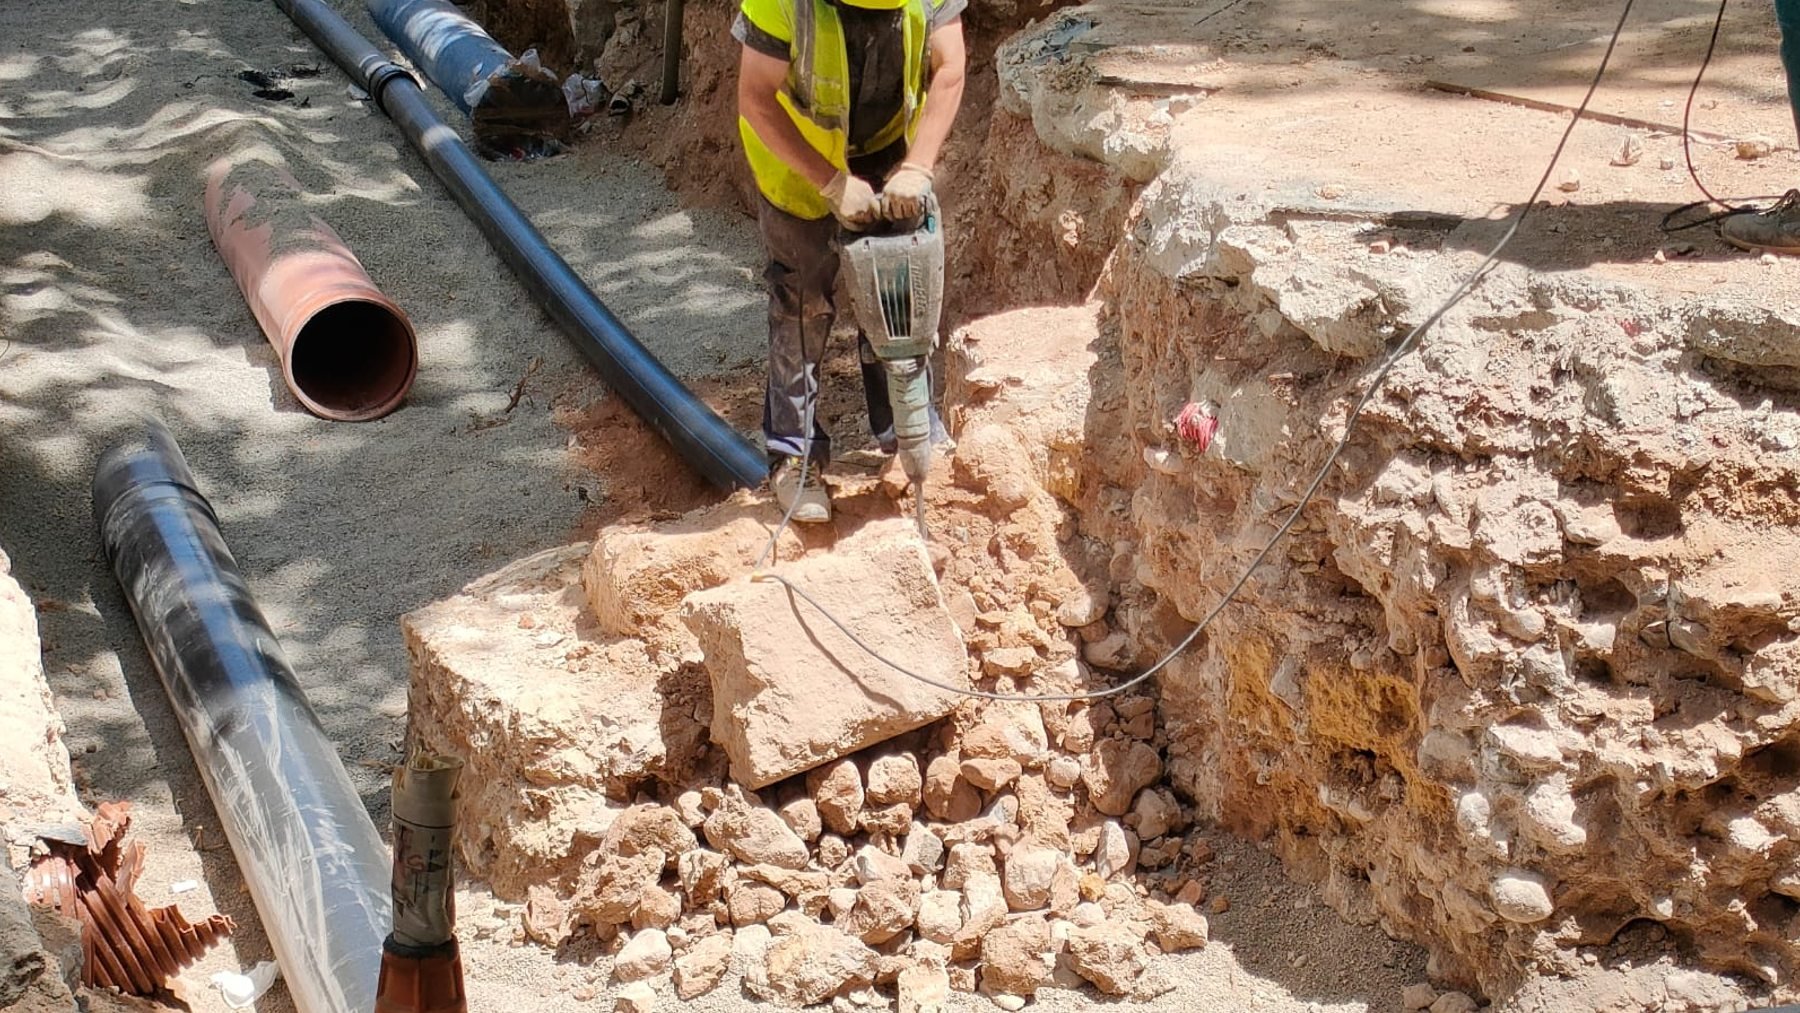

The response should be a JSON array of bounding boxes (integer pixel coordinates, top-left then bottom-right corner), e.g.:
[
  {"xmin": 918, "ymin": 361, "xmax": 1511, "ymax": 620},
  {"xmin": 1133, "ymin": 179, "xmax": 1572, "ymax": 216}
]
[
  {"xmin": 898, "ymin": 962, "xmax": 951, "ymax": 1013},
  {"xmin": 980, "ymin": 916, "xmax": 1054, "ymax": 996},
  {"xmin": 1143, "ymin": 899, "xmax": 1208, "ymax": 952},
  {"xmin": 1491, "ymin": 870, "xmax": 1554, "ymax": 923},
  {"xmin": 1066, "ymin": 922, "xmax": 1148, "ymax": 994},
  {"xmin": 924, "ymin": 755, "xmax": 983, "ymax": 821},
  {"xmin": 1610, "ymin": 133, "xmax": 1643, "ymax": 166},
  {"xmin": 829, "ymin": 888, "xmax": 859, "ymax": 921},
  {"xmin": 811, "ymin": 760, "xmax": 866, "ymax": 836},
  {"xmin": 1736, "ymin": 136, "xmax": 1775, "ymax": 160},
  {"xmin": 1131, "ymin": 789, "xmax": 1181, "ymax": 841},
  {"xmin": 917, "ymin": 890, "xmax": 963, "ymax": 943},
  {"xmin": 983, "ymin": 646, "xmax": 1039, "ymax": 678},
  {"xmin": 867, "ymin": 754, "xmax": 925, "ymax": 806},
  {"xmin": 1080, "ymin": 740, "xmax": 1162, "ymax": 816},
  {"xmin": 1056, "ymin": 587, "xmax": 1109, "ymax": 627},
  {"xmin": 674, "ymin": 935, "xmax": 733, "ymax": 1000},
  {"xmin": 1072, "ymin": 901, "xmax": 1105, "ymax": 927},
  {"xmin": 615, "ymin": 981, "xmax": 656, "ymax": 1013},
  {"xmin": 1083, "ymin": 632, "xmax": 1134, "ymax": 671},
  {"xmin": 1046, "ymin": 756, "xmax": 1081, "ymax": 789},
  {"xmin": 861, "ymin": 802, "xmax": 916, "ymax": 836},
  {"xmin": 1078, "ymin": 872, "xmax": 1107, "ymax": 902},
  {"xmin": 1659, "ymin": 156, "xmax": 1677, "ymax": 170},
  {"xmin": 704, "ymin": 786, "xmax": 811, "ymax": 869},
  {"xmin": 1175, "ymin": 880, "xmax": 1204, "ymax": 906},
  {"xmin": 781, "ymin": 798, "xmax": 824, "ymax": 843},
  {"xmin": 1402, "ymin": 983, "xmax": 1439, "ymax": 1010},
  {"xmin": 944, "ymin": 843, "xmax": 998, "ymax": 890},
  {"xmin": 818, "ymin": 834, "xmax": 852, "ymax": 870},
  {"xmin": 1316, "ymin": 183, "xmax": 1347, "ymax": 200},
  {"xmin": 675, "ymin": 790, "xmax": 707, "ymax": 828},
  {"xmin": 1556, "ymin": 168, "xmax": 1580, "ymax": 192},
  {"xmin": 961, "ymin": 757, "xmax": 1023, "ymax": 792},
  {"xmin": 614, "ymin": 928, "xmax": 673, "ymax": 982},
  {"xmin": 902, "ymin": 823, "xmax": 946, "ymax": 876},
  {"xmin": 992, "ymin": 995, "xmax": 1027, "ymax": 1012},
  {"xmin": 856, "ymin": 844, "xmax": 914, "ymax": 884},
  {"xmin": 1095, "ymin": 821, "xmax": 1138, "ymax": 880},
  {"xmin": 1002, "ymin": 845, "xmax": 1064, "ymax": 911},
  {"xmin": 1430, "ymin": 992, "xmax": 1479, "ymax": 1013},
  {"xmin": 632, "ymin": 886, "xmax": 681, "ymax": 930},
  {"xmin": 1210, "ymin": 896, "xmax": 1231, "ymax": 914},
  {"xmin": 1368, "ymin": 239, "xmax": 1392, "ymax": 255},
  {"xmin": 744, "ymin": 922, "xmax": 880, "ymax": 1007},
  {"xmin": 847, "ymin": 880, "xmax": 922, "ymax": 945},
  {"xmin": 729, "ymin": 883, "xmax": 788, "ymax": 927}
]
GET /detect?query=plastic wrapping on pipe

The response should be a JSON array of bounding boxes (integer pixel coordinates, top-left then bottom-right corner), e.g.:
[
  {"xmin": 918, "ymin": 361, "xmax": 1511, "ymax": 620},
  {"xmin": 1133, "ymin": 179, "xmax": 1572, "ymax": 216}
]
[
  {"xmin": 93, "ymin": 421, "xmax": 391, "ymax": 1013},
  {"xmin": 366, "ymin": 0, "xmax": 571, "ymax": 155},
  {"xmin": 205, "ymin": 156, "xmax": 419, "ymax": 421},
  {"xmin": 271, "ymin": 0, "xmax": 770, "ymax": 491}
]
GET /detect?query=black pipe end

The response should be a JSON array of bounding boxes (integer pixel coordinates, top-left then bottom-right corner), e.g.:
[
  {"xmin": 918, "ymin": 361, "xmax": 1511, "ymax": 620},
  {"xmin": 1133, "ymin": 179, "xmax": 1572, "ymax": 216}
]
[{"xmin": 92, "ymin": 420, "xmax": 211, "ymax": 547}]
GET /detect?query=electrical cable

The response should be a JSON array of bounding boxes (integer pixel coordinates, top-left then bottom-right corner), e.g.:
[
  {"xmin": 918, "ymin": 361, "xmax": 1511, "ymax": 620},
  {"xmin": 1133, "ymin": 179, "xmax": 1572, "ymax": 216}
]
[
  {"xmin": 1662, "ymin": 0, "xmax": 1786, "ymax": 232},
  {"xmin": 754, "ymin": 0, "xmax": 1641, "ymax": 704}
]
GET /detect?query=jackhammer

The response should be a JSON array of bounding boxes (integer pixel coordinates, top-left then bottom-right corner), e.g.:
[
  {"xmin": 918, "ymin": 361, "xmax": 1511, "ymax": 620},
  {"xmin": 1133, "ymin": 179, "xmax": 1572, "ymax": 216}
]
[{"xmin": 840, "ymin": 195, "xmax": 945, "ymax": 538}]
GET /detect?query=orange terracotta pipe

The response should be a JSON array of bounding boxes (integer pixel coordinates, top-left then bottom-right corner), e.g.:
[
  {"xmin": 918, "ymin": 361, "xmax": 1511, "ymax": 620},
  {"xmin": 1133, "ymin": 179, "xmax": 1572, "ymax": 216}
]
[{"xmin": 205, "ymin": 157, "xmax": 418, "ymax": 421}]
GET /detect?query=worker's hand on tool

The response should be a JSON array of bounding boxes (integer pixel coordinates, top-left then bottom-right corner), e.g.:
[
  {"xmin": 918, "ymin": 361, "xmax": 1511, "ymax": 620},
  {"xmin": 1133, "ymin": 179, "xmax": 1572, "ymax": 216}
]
[
  {"xmin": 881, "ymin": 162, "xmax": 935, "ymax": 220},
  {"xmin": 822, "ymin": 171, "xmax": 880, "ymax": 230}
]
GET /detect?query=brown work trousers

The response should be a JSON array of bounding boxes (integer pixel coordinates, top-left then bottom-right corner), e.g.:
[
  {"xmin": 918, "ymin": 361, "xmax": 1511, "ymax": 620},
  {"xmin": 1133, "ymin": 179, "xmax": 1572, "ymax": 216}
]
[{"xmin": 759, "ymin": 145, "xmax": 943, "ymax": 465}]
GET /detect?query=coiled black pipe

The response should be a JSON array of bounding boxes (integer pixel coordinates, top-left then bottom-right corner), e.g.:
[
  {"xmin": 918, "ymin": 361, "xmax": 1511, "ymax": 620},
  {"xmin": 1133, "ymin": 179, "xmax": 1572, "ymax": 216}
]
[
  {"xmin": 272, "ymin": 0, "xmax": 768, "ymax": 491},
  {"xmin": 93, "ymin": 421, "xmax": 391, "ymax": 1013}
]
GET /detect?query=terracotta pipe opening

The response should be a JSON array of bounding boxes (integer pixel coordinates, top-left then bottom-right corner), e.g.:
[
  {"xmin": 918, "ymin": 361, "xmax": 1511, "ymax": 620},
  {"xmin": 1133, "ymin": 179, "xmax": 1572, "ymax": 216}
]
[{"xmin": 288, "ymin": 299, "xmax": 418, "ymax": 421}]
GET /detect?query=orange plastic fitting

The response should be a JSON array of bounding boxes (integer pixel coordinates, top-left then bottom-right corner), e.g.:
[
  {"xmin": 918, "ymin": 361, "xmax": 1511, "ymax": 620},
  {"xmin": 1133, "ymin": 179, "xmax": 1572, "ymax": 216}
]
[{"xmin": 375, "ymin": 938, "xmax": 467, "ymax": 1013}]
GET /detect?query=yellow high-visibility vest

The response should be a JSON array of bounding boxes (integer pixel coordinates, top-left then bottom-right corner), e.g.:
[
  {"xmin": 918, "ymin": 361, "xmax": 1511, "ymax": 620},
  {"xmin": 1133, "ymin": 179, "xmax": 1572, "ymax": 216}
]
[{"xmin": 738, "ymin": 0, "xmax": 931, "ymax": 220}]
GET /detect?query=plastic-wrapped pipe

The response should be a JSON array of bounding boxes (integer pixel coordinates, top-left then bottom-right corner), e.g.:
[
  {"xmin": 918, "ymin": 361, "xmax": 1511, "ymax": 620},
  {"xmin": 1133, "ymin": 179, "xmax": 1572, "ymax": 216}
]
[
  {"xmin": 272, "ymin": 0, "xmax": 770, "ymax": 490},
  {"xmin": 205, "ymin": 156, "xmax": 419, "ymax": 421},
  {"xmin": 93, "ymin": 421, "xmax": 391, "ymax": 1013},
  {"xmin": 365, "ymin": 0, "xmax": 569, "ymax": 154}
]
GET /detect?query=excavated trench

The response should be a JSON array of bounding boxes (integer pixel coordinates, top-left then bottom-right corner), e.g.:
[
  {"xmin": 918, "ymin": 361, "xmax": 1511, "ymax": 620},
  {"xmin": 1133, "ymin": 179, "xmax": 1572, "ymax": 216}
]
[{"xmin": 406, "ymin": 0, "xmax": 1800, "ymax": 1010}]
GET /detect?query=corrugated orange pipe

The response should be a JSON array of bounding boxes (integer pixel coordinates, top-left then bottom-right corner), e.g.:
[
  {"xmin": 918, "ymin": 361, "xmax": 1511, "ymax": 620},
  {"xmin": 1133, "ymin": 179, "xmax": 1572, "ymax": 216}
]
[{"xmin": 205, "ymin": 157, "xmax": 418, "ymax": 421}]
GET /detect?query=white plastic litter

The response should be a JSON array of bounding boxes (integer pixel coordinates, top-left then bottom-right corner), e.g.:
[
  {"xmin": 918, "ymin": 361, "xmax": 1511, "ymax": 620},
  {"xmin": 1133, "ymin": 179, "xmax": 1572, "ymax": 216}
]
[
  {"xmin": 169, "ymin": 880, "xmax": 200, "ymax": 895},
  {"xmin": 212, "ymin": 961, "xmax": 281, "ymax": 1010}
]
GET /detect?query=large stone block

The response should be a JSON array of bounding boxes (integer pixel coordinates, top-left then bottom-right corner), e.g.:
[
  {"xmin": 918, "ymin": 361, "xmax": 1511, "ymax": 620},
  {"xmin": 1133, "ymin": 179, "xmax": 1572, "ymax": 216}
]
[
  {"xmin": 584, "ymin": 499, "xmax": 800, "ymax": 660},
  {"xmin": 404, "ymin": 545, "xmax": 709, "ymax": 897},
  {"xmin": 682, "ymin": 519, "xmax": 969, "ymax": 789}
]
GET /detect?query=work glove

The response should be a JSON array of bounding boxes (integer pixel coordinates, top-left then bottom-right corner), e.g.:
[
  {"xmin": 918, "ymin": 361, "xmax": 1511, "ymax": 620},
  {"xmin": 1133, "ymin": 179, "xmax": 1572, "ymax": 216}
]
[
  {"xmin": 880, "ymin": 162, "xmax": 935, "ymax": 221},
  {"xmin": 821, "ymin": 171, "xmax": 880, "ymax": 230}
]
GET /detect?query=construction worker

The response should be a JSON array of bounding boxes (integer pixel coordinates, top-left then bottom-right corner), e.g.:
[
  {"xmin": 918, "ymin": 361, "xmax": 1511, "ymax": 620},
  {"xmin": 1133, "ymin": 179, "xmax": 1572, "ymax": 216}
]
[
  {"xmin": 735, "ymin": 0, "xmax": 967, "ymax": 521},
  {"xmin": 1721, "ymin": 0, "xmax": 1800, "ymax": 253}
]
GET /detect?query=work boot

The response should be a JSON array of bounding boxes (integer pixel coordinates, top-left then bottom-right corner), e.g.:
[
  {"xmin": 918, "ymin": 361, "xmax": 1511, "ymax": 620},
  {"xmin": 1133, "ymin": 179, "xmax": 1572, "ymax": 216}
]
[
  {"xmin": 1720, "ymin": 190, "xmax": 1800, "ymax": 255},
  {"xmin": 771, "ymin": 457, "xmax": 831, "ymax": 524}
]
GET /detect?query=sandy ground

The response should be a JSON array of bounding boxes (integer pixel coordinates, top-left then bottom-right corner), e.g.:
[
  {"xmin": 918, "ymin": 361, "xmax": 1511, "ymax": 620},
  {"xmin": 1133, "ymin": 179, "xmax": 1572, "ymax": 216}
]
[{"xmin": 0, "ymin": 0, "xmax": 1439, "ymax": 1010}]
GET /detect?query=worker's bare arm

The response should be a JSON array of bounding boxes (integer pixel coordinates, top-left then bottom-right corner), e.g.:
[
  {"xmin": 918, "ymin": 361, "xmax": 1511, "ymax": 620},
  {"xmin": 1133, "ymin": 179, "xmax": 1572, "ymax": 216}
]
[
  {"xmin": 904, "ymin": 17, "xmax": 967, "ymax": 172},
  {"xmin": 738, "ymin": 46, "xmax": 840, "ymax": 190}
]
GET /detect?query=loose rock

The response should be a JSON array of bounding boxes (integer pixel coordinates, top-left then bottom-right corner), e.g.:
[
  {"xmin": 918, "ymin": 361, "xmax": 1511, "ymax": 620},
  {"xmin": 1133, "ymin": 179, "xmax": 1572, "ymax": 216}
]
[
  {"xmin": 867, "ymin": 753, "xmax": 924, "ymax": 806},
  {"xmin": 811, "ymin": 760, "xmax": 867, "ymax": 836},
  {"xmin": 1143, "ymin": 899, "xmax": 1209, "ymax": 952},
  {"xmin": 898, "ymin": 962, "xmax": 951, "ymax": 1013},
  {"xmin": 980, "ymin": 916, "xmax": 1054, "ymax": 997},
  {"xmin": 1081, "ymin": 741, "xmax": 1162, "ymax": 816},
  {"xmin": 1002, "ymin": 845, "xmax": 1064, "ymax": 911},
  {"xmin": 615, "ymin": 981, "xmax": 656, "ymax": 1013},
  {"xmin": 744, "ymin": 922, "xmax": 880, "ymax": 1007},
  {"xmin": 674, "ymin": 934, "xmax": 733, "ymax": 1000},
  {"xmin": 1066, "ymin": 922, "xmax": 1148, "ymax": 994},
  {"xmin": 704, "ymin": 787, "xmax": 811, "ymax": 869},
  {"xmin": 614, "ymin": 929, "xmax": 673, "ymax": 982},
  {"xmin": 924, "ymin": 755, "xmax": 983, "ymax": 821}
]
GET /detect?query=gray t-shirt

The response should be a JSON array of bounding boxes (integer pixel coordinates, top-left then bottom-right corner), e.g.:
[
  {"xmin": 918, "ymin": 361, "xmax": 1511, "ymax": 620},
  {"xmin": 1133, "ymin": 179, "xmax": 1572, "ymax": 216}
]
[{"xmin": 733, "ymin": 0, "xmax": 966, "ymax": 154}]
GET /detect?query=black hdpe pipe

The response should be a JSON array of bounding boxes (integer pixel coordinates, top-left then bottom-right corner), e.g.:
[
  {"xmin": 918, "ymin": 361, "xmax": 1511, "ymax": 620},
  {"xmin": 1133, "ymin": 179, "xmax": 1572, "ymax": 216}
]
[
  {"xmin": 273, "ymin": 0, "xmax": 768, "ymax": 491},
  {"xmin": 94, "ymin": 420, "xmax": 391, "ymax": 1013}
]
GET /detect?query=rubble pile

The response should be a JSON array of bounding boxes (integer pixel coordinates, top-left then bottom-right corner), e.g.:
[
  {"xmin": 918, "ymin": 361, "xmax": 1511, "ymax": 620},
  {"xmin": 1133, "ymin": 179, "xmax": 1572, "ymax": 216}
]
[{"xmin": 404, "ymin": 329, "xmax": 1214, "ymax": 1007}]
